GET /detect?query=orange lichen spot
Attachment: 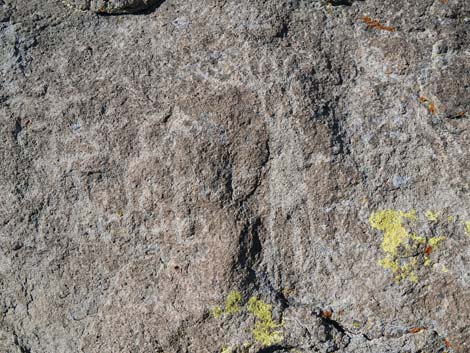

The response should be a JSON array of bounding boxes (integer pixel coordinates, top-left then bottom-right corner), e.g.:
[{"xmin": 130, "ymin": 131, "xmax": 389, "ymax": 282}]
[
  {"xmin": 409, "ymin": 326, "xmax": 427, "ymax": 334},
  {"xmin": 429, "ymin": 102, "xmax": 436, "ymax": 115},
  {"xmin": 457, "ymin": 111, "xmax": 465, "ymax": 117},
  {"xmin": 419, "ymin": 96, "xmax": 428, "ymax": 103},
  {"xmin": 322, "ymin": 310, "xmax": 332, "ymax": 319},
  {"xmin": 444, "ymin": 339, "xmax": 452, "ymax": 348},
  {"xmin": 362, "ymin": 16, "xmax": 396, "ymax": 32},
  {"xmin": 440, "ymin": 0, "xmax": 449, "ymax": 3},
  {"xmin": 424, "ymin": 245, "xmax": 433, "ymax": 256}
]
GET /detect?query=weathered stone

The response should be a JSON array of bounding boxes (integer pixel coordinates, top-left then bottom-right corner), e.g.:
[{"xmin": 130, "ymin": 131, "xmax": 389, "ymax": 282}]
[
  {"xmin": 71, "ymin": 0, "xmax": 162, "ymax": 13},
  {"xmin": 1, "ymin": 0, "xmax": 469, "ymax": 352}
]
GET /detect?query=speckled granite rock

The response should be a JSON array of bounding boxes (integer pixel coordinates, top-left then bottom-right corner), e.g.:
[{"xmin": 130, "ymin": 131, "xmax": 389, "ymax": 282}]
[{"xmin": 0, "ymin": 0, "xmax": 469, "ymax": 352}]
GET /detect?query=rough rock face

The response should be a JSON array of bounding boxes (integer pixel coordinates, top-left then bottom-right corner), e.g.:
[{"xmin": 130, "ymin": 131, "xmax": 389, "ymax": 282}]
[
  {"xmin": 0, "ymin": 0, "xmax": 469, "ymax": 352},
  {"xmin": 69, "ymin": 0, "xmax": 162, "ymax": 14}
]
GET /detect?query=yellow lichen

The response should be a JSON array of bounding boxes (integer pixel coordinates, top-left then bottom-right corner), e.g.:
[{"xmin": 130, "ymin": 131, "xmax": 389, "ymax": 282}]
[
  {"xmin": 213, "ymin": 292, "xmax": 285, "ymax": 349},
  {"xmin": 395, "ymin": 258, "xmax": 418, "ymax": 283},
  {"xmin": 370, "ymin": 209, "xmax": 446, "ymax": 283},
  {"xmin": 212, "ymin": 290, "xmax": 242, "ymax": 318},
  {"xmin": 464, "ymin": 221, "xmax": 470, "ymax": 237},
  {"xmin": 212, "ymin": 306, "xmax": 223, "ymax": 319},
  {"xmin": 425, "ymin": 210, "xmax": 439, "ymax": 221},
  {"xmin": 379, "ymin": 257, "xmax": 400, "ymax": 273},
  {"xmin": 424, "ymin": 257, "xmax": 431, "ymax": 267},
  {"xmin": 247, "ymin": 296, "xmax": 283, "ymax": 347},
  {"xmin": 411, "ymin": 233, "xmax": 426, "ymax": 244},
  {"xmin": 428, "ymin": 236, "xmax": 446, "ymax": 248},
  {"xmin": 225, "ymin": 290, "xmax": 242, "ymax": 315},
  {"xmin": 369, "ymin": 210, "xmax": 415, "ymax": 257},
  {"xmin": 447, "ymin": 215, "xmax": 455, "ymax": 222}
]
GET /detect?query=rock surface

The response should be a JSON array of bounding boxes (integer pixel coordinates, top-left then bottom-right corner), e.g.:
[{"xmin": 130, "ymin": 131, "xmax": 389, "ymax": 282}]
[
  {"xmin": 0, "ymin": 0, "xmax": 469, "ymax": 352},
  {"xmin": 69, "ymin": 0, "xmax": 163, "ymax": 14}
]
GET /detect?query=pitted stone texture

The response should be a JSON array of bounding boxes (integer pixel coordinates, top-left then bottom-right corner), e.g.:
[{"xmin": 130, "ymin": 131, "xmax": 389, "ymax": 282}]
[
  {"xmin": 1, "ymin": 0, "xmax": 470, "ymax": 352},
  {"xmin": 72, "ymin": 0, "xmax": 161, "ymax": 13}
]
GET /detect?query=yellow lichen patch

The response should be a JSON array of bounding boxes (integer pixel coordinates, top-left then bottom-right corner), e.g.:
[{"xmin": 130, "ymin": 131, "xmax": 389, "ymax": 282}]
[
  {"xmin": 225, "ymin": 290, "xmax": 242, "ymax": 315},
  {"xmin": 369, "ymin": 210, "xmax": 416, "ymax": 257},
  {"xmin": 221, "ymin": 346, "xmax": 232, "ymax": 353},
  {"xmin": 447, "ymin": 215, "xmax": 455, "ymax": 222},
  {"xmin": 370, "ymin": 209, "xmax": 447, "ymax": 283},
  {"xmin": 379, "ymin": 257, "xmax": 400, "ymax": 273},
  {"xmin": 212, "ymin": 306, "xmax": 223, "ymax": 319},
  {"xmin": 395, "ymin": 258, "xmax": 418, "ymax": 283},
  {"xmin": 247, "ymin": 296, "xmax": 284, "ymax": 347},
  {"xmin": 425, "ymin": 210, "xmax": 439, "ymax": 222},
  {"xmin": 212, "ymin": 290, "xmax": 242, "ymax": 318},
  {"xmin": 464, "ymin": 221, "xmax": 470, "ymax": 237},
  {"xmin": 411, "ymin": 233, "xmax": 426, "ymax": 244},
  {"xmin": 428, "ymin": 236, "xmax": 446, "ymax": 248}
]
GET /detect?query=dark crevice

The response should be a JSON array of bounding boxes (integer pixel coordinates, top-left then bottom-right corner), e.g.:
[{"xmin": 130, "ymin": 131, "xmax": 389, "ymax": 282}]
[
  {"xmin": 327, "ymin": 0, "xmax": 362, "ymax": 6},
  {"xmin": 133, "ymin": 0, "xmax": 166, "ymax": 15},
  {"xmin": 96, "ymin": 0, "xmax": 166, "ymax": 16},
  {"xmin": 316, "ymin": 311, "xmax": 353, "ymax": 350},
  {"xmin": 321, "ymin": 315, "xmax": 347, "ymax": 335},
  {"xmin": 329, "ymin": 108, "xmax": 349, "ymax": 156},
  {"xmin": 224, "ymin": 167, "xmax": 234, "ymax": 201},
  {"xmin": 274, "ymin": 289, "xmax": 289, "ymax": 309},
  {"xmin": 275, "ymin": 22, "xmax": 289, "ymax": 39},
  {"xmin": 12, "ymin": 118, "xmax": 22, "ymax": 142},
  {"xmin": 256, "ymin": 344, "xmax": 295, "ymax": 353},
  {"xmin": 237, "ymin": 217, "xmax": 263, "ymax": 269},
  {"xmin": 13, "ymin": 333, "xmax": 31, "ymax": 353},
  {"xmin": 235, "ymin": 137, "xmax": 270, "ymax": 204}
]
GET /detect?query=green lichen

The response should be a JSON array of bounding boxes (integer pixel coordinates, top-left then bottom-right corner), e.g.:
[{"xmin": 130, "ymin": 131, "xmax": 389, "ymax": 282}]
[
  {"xmin": 247, "ymin": 296, "xmax": 283, "ymax": 347},
  {"xmin": 225, "ymin": 290, "xmax": 242, "ymax": 315},
  {"xmin": 370, "ymin": 209, "xmax": 446, "ymax": 283}
]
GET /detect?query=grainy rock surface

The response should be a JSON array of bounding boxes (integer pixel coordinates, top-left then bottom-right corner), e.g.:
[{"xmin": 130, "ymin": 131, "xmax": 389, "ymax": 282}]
[
  {"xmin": 0, "ymin": 0, "xmax": 469, "ymax": 352},
  {"xmin": 69, "ymin": 0, "xmax": 163, "ymax": 14}
]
